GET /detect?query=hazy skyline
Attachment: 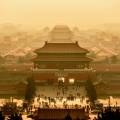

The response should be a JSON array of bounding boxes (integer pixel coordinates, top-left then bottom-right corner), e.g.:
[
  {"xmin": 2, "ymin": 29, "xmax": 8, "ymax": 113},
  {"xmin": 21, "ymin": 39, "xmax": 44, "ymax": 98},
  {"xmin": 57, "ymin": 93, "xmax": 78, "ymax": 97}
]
[{"xmin": 0, "ymin": 0, "xmax": 120, "ymax": 28}]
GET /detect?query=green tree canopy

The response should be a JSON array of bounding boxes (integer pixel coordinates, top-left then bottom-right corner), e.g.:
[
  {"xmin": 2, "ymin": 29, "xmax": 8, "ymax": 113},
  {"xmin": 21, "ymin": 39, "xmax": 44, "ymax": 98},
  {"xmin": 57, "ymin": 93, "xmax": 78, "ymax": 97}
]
[
  {"xmin": 25, "ymin": 75, "xmax": 36, "ymax": 102},
  {"xmin": 85, "ymin": 79, "xmax": 97, "ymax": 103}
]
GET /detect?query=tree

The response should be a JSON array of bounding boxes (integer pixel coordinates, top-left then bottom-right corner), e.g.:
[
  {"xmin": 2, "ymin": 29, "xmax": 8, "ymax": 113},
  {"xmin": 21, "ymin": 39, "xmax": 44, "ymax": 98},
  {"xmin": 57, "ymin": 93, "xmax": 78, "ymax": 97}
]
[
  {"xmin": 25, "ymin": 75, "xmax": 36, "ymax": 102},
  {"xmin": 85, "ymin": 79, "xmax": 97, "ymax": 103}
]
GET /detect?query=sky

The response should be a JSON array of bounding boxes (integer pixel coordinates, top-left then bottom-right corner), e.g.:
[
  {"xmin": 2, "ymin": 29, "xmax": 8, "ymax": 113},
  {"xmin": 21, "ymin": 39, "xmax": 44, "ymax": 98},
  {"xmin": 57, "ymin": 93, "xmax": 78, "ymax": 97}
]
[{"xmin": 0, "ymin": 0, "xmax": 120, "ymax": 28}]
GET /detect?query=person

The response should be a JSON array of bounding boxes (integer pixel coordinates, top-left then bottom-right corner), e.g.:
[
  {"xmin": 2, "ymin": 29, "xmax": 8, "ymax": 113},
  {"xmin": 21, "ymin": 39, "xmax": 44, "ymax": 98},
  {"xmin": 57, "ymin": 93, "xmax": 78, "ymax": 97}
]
[
  {"xmin": 19, "ymin": 113, "xmax": 23, "ymax": 120},
  {"xmin": 14, "ymin": 113, "xmax": 20, "ymax": 120},
  {"xmin": 0, "ymin": 111, "xmax": 5, "ymax": 120},
  {"xmin": 76, "ymin": 116, "xmax": 80, "ymax": 120},
  {"xmin": 64, "ymin": 113, "xmax": 72, "ymax": 120},
  {"xmin": 9, "ymin": 113, "xmax": 14, "ymax": 120},
  {"xmin": 9, "ymin": 113, "xmax": 20, "ymax": 120}
]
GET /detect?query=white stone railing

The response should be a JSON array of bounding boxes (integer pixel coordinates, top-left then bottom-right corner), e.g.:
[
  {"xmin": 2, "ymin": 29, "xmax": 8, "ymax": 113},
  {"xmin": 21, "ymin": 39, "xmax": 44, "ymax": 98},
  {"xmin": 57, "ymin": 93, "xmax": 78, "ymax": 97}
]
[
  {"xmin": 32, "ymin": 69, "xmax": 59, "ymax": 72},
  {"xmin": 64, "ymin": 68, "xmax": 93, "ymax": 72},
  {"xmin": 32, "ymin": 68, "xmax": 93, "ymax": 72}
]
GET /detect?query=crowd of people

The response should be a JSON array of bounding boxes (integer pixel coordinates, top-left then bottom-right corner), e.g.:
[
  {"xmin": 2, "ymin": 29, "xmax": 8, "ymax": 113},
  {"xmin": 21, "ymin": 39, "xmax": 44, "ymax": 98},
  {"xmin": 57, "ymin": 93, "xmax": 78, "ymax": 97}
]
[
  {"xmin": 0, "ymin": 84, "xmax": 120, "ymax": 120},
  {"xmin": 0, "ymin": 111, "xmax": 23, "ymax": 120},
  {"xmin": 0, "ymin": 101, "xmax": 120, "ymax": 120},
  {"xmin": 33, "ymin": 95, "xmax": 89, "ymax": 109},
  {"xmin": 97, "ymin": 107, "xmax": 120, "ymax": 120},
  {"xmin": 33, "ymin": 84, "xmax": 89, "ymax": 110}
]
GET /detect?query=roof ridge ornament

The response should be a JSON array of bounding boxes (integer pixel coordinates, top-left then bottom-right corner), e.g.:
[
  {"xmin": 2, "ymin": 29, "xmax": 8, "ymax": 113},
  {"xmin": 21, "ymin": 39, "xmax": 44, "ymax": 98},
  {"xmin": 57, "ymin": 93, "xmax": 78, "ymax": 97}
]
[
  {"xmin": 45, "ymin": 41, "xmax": 48, "ymax": 44},
  {"xmin": 75, "ymin": 41, "xmax": 78, "ymax": 44}
]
